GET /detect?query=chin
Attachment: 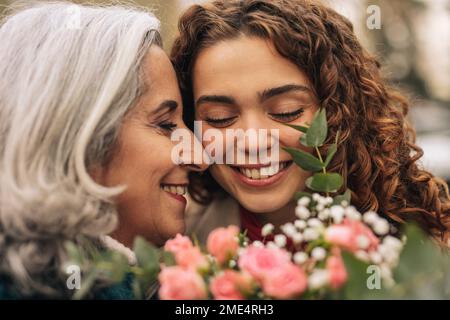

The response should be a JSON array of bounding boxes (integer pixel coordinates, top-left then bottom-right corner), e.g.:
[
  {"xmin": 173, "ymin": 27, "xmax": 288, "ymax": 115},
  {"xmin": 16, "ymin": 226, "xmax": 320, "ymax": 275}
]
[
  {"xmin": 238, "ymin": 194, "xmax": 290, "ymax": 213},
  {"xmin": 161, "ymin": 220, "xmax": 186, "ymax": 243}
]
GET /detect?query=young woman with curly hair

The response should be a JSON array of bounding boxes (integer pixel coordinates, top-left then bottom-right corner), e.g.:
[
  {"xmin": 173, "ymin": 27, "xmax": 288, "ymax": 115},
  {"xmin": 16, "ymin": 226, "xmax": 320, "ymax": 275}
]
[{"xmin": 170, "ymin": 0, "xmax": 450, "ymax": 246}]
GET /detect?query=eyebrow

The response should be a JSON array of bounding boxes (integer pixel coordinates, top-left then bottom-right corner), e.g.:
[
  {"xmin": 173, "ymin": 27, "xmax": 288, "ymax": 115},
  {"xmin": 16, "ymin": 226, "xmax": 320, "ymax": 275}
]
[
  {"xmin": 259, "ymin": 84, "xmax": 311, "ymax": 102},
  {"xmin": 196, "ymin": 95, "xmax": 237, "ymax": 107},
  {"xmin": 152, "ymin": 100, "xmax": 178, "ymax": 114}
]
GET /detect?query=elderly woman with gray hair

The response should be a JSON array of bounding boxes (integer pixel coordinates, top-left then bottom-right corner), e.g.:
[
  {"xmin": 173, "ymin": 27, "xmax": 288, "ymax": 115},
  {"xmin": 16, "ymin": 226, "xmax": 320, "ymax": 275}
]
[{"xmin": 0, "ymin": 1, "xmax": 205, "ymax": 299}]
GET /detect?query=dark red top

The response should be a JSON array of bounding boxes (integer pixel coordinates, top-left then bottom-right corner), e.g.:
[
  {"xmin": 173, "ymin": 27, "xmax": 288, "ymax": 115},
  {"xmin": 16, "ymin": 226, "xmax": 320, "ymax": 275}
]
[{"xmin": 239, "ymin": 206, "xmax": 295, "ymax": 251}]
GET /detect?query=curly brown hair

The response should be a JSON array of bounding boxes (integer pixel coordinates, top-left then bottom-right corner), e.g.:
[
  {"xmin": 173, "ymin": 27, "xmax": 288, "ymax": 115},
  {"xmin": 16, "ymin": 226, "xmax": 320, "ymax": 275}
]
[{"xmin": 170, "ymin": 0, "xmax": 450, "ymax": 244}]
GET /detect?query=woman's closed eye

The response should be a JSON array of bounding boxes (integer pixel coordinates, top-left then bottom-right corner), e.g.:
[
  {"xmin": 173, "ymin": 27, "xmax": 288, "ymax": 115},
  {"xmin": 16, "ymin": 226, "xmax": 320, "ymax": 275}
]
[
  {"xmin": 205, "ymin": 115, "xmax": 238, "ymax": 128},
  {"xmin": 157, "ymin": 121, "xmax": 177, "ymax": 132},
  {"xmin": 268, "ymin": 108, "xmax": 304, "ymax": 122}
]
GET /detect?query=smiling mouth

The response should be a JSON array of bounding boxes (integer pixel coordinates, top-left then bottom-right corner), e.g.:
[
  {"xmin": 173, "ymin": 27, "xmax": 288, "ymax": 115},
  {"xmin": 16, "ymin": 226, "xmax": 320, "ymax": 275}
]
[
  {"xmin": 160, "ymin": 184, "xmax": 187, "ymax": 196},
  {"xmin": 160, "ymin": 183, "xmax": 188, "ymax": 206},
  {"xmin": 229, "ymin": 160, "xmax": 293, "ymax": 180}
]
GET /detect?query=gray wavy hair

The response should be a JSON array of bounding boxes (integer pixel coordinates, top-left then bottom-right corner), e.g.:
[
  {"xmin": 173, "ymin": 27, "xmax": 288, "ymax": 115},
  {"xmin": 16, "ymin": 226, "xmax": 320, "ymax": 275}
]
[{"xmin": 0, "ymin": 1, "xmax": 161, "ymax": 296}]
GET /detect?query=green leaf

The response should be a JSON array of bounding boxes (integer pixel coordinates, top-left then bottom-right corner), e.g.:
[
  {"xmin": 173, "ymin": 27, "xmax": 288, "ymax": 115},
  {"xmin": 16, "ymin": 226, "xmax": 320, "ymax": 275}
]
[
  {"xmin": 294, "ymin": 191, "xmax": 312, "ymax": 200},
  {"xmin": 285, "ymin": 123, "xmax": 309, "ymax": 133},
  {"xmin": 108, "ymin": 252, "xmax": 129, "ymax": 282},
  {"xmin": 333, "ymin": 188, "xmax": 351, "ymax": 205},
  {"xmin": 133, "ymin": 236, "xmax": 160, "ymax": 273},
  {"xmin": 305, "ymin": 173, "xmax": 343, "ymax": 193},
  {"xmin": 306, "ymin": 108, "xmax": 327, "ymax": 147},
  {"xmin": 162, "ymin": 251, "xmax": 176, "ymax": 267},
  {"xmin": 72, "ymin": 269, "xmax": 98, "ymax": 300},
  {"xmin": 299, "ymin": 133, "xmax": 309, "ymax": 147},
  {"xmin": 284, "ymin": 147, "xmax": 323, "ymax": 172},
  {"xmin": 394, "ymin": 225, "xmax": 437, "ymax": 279},
  {"xmin": 323, "ymin": 144, "xmax": 337, "ymax": 168},
  {"xmin": 340, "ymin": 252, "xmax": 388, "ymax": 299}
]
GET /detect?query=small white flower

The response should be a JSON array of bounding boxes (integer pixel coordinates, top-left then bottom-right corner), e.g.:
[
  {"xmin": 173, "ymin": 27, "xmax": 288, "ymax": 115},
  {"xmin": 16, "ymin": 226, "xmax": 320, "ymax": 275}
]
[
  {"xmin": 281, "ymin": 223, "xmax": 297, "ymax": 237},
  {"xmin": 294, "ymin": 219, "xmax": 307, "ymax": 230},
  {"xmin": 292, "ymin": 232, "xmax": 304, "ymax": 244},
  {"xmin": 295, "ymin": 206, "xmax": 311, "ymax": 220},
  {"xmin": 316, "ymin": 203, "xmax": 325, "ymax": 212},
  {"xmin": 377, "ymin": 244, "xmax": 399, "ymax": 268},
  {"xmin": 317, "ymin": 208, "xmax": 330, "ymax": 221},
  {"xmin": 307, "ymin": 218, "xmax": 323, "ymax": 229},
  {"xmin": 369, "ymin": 251, "xmax": 382, "ymax": 264},
  {"xmin": 228, "ymin": 260, "xmax": 237, "ymax": 268},
  {"xmin": 356, "ymin": 235, "xmax": 370, "ymax": 250},
  {"xmin": 261, "ymin": 223, "xmax": 275, "ymax": 237},
  {"xmin": 293, "ymin": 252, "xmax": 309, "ymax": 265},
  {"xmin": 312, "ymin": 193, "xmax": 322, "ymax": 202},
  {"xmin": 311, "ymin": 247, "xmax": 327, "ymax": 261},
  {"xmin": 363, "ymin": 211, "xmax": 379, "ymax": 225},
  {"xmin": 303, "ymin": 228, "xmax": 320, "ymax": 241},
  {"xmin": 344, "ymin": 206, "xmax": 361, "ymax": 221},
  {"xmin": 382, "ymin": 236, "xmax": 403, "ymax": 252},
  {"xmin": 325, "ymin": 196, "xmax": 333, "ymax": 205},
  {"xmin": 373, "ymin": 219, "xmax": 390, "ymax": 236},
  {"xmin": 297, "ymin": 196, "xmax": 311, "ymax": 207},
  {"xmin": 252, "ymin": 240, "xmax": 264, "ymax": 248},
  {"xmin": 340, "ymin": 200, "xmax": 349, "ymax": 207},
  {"xmin": 330, "ymin": 205, "xmax": 345, "ymax": 224},
  {"xmin": 266, "ymin": 241, "xmax": 278, "ymax": 249},
  {"xmin": 274, "ymin": 234, "xmax": 287, "ymax": 248},
  {"xmin": 308, "ymin": 270, "xmax": 330, "ymax": 290}
]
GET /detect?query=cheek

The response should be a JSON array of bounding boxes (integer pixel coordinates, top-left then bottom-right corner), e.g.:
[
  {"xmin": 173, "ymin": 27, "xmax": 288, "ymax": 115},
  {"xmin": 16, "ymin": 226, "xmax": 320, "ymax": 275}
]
[{"xmin": 279, "ymin": 128, "xmax": 302, "ymax": 148}]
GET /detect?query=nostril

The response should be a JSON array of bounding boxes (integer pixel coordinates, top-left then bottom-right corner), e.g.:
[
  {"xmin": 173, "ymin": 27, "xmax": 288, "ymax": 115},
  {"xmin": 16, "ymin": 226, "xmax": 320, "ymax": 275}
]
[{"xmin": 183, "ymin": 163, "xmax": 207, "ymax": 172}]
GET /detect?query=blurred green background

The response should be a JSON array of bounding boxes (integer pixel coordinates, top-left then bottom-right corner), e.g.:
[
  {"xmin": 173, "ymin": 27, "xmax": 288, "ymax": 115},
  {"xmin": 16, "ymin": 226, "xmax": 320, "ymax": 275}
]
[{"xmin": 1, "ymin": 0, "xmax": 449, "ymax": 181}]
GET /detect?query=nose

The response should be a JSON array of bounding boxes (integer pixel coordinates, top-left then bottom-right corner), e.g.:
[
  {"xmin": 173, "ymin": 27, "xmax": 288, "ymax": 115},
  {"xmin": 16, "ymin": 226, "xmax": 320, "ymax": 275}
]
[
  {"xmin": 176, "ymin": 121, "xmax": 209, "ymax": 172},
  {"xmin": 236, "ymin": 115, "xmax": 277, "ymax": 159}
]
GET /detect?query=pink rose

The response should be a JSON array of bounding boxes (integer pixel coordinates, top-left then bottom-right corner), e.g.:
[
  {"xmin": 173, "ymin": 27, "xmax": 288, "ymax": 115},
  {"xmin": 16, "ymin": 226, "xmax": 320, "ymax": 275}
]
[
  {"xmin": 210, "ymin": 270, "xmax": 253, "ymax": 300},
  {"xmin": 326, "ymin": 249, "xmax": 348, "ymax": 290},
  {"xmin": 164, "ymin": 234, "xmax": 193, "ymax": 255},
  {"xmin": 175, "ymin": 246, "xmax": 209, "ymax": 271},
  {"xmin": 262, "ymin": 263, "xmax": 308, "ymax": 299},
  {"xmin": 158, "ymin": 266, "xmax": 207, "ymax": 300},
  {"xmin": 207, "ymin": 225, "xmax": 240, "ymax": 265},
  {"xmin": 238, "ymin": 245, "xmax": 291, "ymax": 281},
  {"xmin": 325, "ymin": 218, "xmax": 379, "ymax": 252}
]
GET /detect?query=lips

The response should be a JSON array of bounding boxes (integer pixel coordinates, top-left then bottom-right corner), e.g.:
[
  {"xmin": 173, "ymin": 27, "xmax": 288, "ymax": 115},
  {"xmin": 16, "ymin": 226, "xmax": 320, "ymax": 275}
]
[
  {"xmin": 160, "ymin": 184, "xmax": 188, "ymax": 205},
  {"xmin": 230, "ymin": 161, "xmax": 292, "ymax": 179},
  {"xmin": 229, "ymin": 160, "xmax": 293, "ymax": 187}
]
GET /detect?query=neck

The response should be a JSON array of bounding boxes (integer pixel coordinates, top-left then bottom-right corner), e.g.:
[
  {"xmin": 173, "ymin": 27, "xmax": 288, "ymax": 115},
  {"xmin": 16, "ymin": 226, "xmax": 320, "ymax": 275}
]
[{"xmin": 252, "ymin": 200, "xmax": 297, "ymax": 230}]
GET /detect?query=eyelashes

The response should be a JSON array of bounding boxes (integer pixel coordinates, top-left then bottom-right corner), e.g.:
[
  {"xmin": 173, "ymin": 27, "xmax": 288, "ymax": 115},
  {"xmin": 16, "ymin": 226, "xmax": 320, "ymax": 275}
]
[
  {"xmin": 268, "ymin": 108, "xmax": 304, "ymax": 122},
  {"xmin": 151, "ymin": 121, "xmax": 177, "ymax": 133},
  {"xmin": 204, "ymin": 108, "xmax": 305, "ymax": 127},
  {"xmin": 205, "ymin": 115, "xmax": 238, "ymax": 128},
  {"xmin": 159, "ymin": 122, "xmax": 177, "ymax": 131}
]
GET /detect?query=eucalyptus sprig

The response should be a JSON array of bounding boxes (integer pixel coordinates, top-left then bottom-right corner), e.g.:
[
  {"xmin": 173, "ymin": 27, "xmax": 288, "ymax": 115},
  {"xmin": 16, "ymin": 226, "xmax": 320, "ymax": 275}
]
[{"xmin": 283, "ymin": 108, "xmax": 350, "ymax": 204}]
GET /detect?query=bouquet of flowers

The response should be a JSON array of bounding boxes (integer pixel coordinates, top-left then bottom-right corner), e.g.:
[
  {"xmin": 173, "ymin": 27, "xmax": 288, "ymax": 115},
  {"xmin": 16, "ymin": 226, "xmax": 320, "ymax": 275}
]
[
  {"xmin": 157, "ymin": 195, "xmax": 404, "ymax": 300},
  {"xmin": 67, "ymin": 108, "xmax": 449, "ymax": 300}
]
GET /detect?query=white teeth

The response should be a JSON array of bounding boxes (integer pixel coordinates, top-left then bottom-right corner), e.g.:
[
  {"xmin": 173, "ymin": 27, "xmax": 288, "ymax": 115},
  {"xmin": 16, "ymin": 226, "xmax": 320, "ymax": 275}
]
[
  {"xmin": 251, "ymin": 168, "xmax": 260, "ymax": 179},
  {"xmin": 237, "ymin": 162, "xmax": 290, "ymax": 180},
  {"xmin": 161, "ymin": 185, "xmax": 187, "ymax": 196}
]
